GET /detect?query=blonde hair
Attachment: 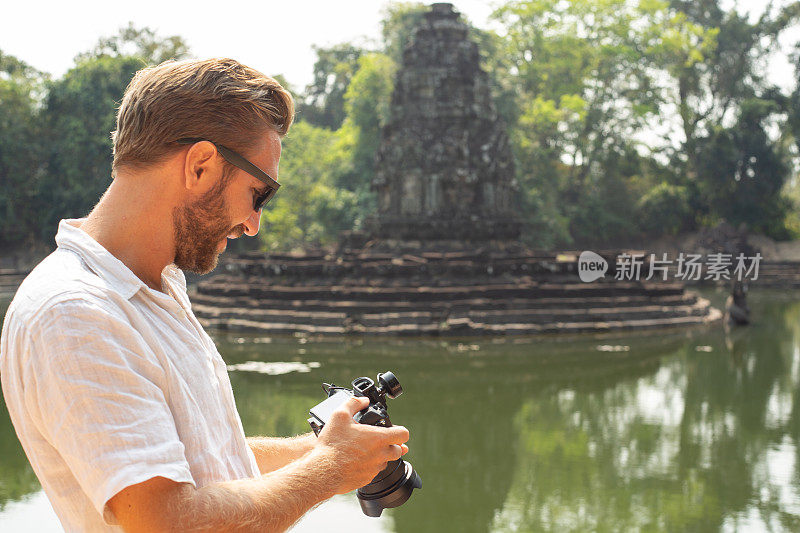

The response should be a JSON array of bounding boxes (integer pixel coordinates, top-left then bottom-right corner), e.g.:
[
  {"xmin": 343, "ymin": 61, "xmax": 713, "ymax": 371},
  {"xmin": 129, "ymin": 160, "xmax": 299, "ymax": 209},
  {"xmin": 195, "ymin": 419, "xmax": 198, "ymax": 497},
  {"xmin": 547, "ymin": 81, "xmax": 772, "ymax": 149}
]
[{"xmin": 112, "ymin": 57, "xmax": 294, "ymax": 173}]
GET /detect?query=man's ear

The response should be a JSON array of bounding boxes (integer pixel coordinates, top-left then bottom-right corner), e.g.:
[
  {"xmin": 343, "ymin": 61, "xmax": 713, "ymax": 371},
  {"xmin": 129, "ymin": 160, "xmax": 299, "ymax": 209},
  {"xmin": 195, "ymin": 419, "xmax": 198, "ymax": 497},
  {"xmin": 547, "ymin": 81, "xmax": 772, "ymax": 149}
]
[{"xmin": 182, "ymin": 141, "xmax": 220, "ymax": 191}]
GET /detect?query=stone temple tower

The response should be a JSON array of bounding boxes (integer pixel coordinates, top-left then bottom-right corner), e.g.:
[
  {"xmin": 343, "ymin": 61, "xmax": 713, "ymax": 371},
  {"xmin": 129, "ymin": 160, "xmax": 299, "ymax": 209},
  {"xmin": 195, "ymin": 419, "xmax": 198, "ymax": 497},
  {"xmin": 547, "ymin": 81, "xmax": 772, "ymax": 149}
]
[{"xmin": 372, "ymin": 2, "xmax": 521, "ymax": 242}]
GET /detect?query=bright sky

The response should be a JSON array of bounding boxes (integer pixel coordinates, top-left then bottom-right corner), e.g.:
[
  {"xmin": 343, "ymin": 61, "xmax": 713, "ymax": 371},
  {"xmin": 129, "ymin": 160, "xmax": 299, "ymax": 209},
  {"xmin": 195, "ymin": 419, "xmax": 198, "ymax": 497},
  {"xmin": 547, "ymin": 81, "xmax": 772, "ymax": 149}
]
[{"xmin": 2, "ymin": 0, "xmax": 796, "ymax": 92}]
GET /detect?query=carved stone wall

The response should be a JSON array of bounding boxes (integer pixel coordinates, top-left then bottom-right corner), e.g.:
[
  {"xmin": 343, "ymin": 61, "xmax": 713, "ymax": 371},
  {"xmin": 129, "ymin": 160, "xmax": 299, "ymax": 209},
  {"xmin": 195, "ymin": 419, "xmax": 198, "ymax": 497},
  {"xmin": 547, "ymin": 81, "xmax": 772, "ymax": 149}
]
[{"xmin": 372, "ymin": 3, "xmax": 521, "ymax": 242}]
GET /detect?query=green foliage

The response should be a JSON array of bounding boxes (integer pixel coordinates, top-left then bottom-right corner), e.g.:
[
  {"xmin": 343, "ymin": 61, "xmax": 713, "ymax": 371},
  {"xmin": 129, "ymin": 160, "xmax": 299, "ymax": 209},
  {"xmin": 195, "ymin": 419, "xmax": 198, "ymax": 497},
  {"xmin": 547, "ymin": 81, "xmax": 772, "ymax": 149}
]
[
  {"xmin": 637, "ymin": 183, "xmax": 693, "ymax": 236},
  {"xmin": 0, "ymin": 51, "xmax": 47, "ymax": 248},
  {"xmin": 695, "ymin": 99, "xmax": 794, "ymax": 238},
  {"xmin": 343, "ymin": 54, "xmax": 395, "ymax": 142},
  {"xmin": 336, "ymin": 53, "xmax": 396, "ymax": 217},
  {"xmin": 492, "ymin": 0, "xmax": 676, "ymax": 244},
  {"xmin": 492, "ymin": 0, "xmax": 799, "ymax": 244},
  {"xmin": 0, "ymin": 25, "xmax": 190, "ymax": 248},
  {"xmin": 262, "ymin": 53, "xmax": 396, "ymax": 251},
  {"xmin": 38, "ymin": 54, "xmax": 146, "ymax": 241},
  {"xmin": 298, "ymin": 43, "xmax": 364, "ymax": 130},
  {"xmin": 260, "ymin": 121, "xmax": 356, "ymax": 250}
]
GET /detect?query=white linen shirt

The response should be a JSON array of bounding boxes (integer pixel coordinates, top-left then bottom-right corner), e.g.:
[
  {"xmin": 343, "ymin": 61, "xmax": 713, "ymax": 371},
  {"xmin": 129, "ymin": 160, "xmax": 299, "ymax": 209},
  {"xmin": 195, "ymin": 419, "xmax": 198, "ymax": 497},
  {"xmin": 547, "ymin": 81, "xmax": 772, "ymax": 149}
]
[{"xmin": 1, "ymin": 219, "xmax": 260, "ymax": 532}]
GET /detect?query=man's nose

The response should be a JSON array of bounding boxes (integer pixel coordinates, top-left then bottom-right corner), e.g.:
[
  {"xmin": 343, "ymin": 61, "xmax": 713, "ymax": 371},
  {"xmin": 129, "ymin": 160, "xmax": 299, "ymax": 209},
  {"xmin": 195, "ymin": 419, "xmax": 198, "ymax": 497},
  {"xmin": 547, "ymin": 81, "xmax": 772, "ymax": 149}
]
[{"xmin": 243, "ymin": 209, "xmax": 261, "ymax": 237}]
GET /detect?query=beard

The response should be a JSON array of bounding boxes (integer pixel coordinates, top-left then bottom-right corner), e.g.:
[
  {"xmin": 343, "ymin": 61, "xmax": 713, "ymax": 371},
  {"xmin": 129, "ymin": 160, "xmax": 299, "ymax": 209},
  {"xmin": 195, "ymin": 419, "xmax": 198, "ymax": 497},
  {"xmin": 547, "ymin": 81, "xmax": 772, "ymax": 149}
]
[{"xmin": 172, "ymin": 179, "xmax": 237, "ymax": 275}]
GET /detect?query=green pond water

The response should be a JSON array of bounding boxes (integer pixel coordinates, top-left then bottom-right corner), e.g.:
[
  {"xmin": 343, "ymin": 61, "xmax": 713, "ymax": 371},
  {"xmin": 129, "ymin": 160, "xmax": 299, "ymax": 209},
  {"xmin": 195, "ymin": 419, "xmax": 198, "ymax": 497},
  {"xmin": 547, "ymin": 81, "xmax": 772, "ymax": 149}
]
[{"xmin": 2, "ymin": 288, "xmax": 800, "ymax": 532}]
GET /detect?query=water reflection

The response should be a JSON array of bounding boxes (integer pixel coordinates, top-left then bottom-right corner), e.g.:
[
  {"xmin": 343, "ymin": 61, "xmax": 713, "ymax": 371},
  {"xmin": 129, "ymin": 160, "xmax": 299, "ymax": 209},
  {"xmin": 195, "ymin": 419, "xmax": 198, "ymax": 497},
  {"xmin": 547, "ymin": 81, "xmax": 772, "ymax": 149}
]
[
  {"xmin": 488, "ymin": 295, "xmax": 800, "ymax": 532},
  {"xmin": 1, "ymin": 291, "xmax": 800, "ymax": 531},
  {"xmin": 0, "ymin": 396, "xmax": 40, "ymax": 508}
]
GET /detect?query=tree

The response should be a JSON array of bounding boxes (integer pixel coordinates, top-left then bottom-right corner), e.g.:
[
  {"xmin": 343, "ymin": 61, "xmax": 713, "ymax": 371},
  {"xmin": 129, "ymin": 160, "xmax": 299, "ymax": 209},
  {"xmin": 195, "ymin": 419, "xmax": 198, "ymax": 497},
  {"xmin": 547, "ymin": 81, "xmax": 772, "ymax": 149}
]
[
  {"xmin": 75, "ymin": 22, "xmax": 190, "ymax": 64},
  {"xmin": 261, "ymin": 54, "xmax": 396, "ymax": 251},
  {"xmin": 37, "ymin": 55, "xmax": 145, "ymax": 240},
  {"xmin": 298, "ymin": 43, "xmax": 364, "ymax": 130},
  {"xmin": 260, "ymin": 121, "xmax": 357, "ymax": 250},
  {"xmin": 660, "ymin": 1, "xmax": 799, "ymax": 236},
  {"xmin": 492, "ymin": 0, "xmax": 683, "ymax": 245},
  {"xmin": 0, "ymin": 51, "xmax": 47, "ymax": 248},
  {"xmin": 491, "ymin": 0, "xmax": 800, "ymax": 244},
  {"xmin": 36, "ymin": 25, "xmax": 192, "ymax": 242},
  {"xmin": 656, "ymin": 1, "xmax": 795, "ymax": 181},
  {"xmin": 696, "ymin": 98, "xmax": 793, "ymax": 237},
  {"xmin": 334, "ymin": 53, "xmax": 396, "ymax": 225}
]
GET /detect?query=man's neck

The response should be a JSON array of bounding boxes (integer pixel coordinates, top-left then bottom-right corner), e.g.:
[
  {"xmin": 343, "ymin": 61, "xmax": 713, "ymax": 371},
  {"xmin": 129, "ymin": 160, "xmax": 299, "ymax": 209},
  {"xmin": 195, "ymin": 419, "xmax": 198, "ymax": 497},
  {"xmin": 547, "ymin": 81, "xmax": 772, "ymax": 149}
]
[{"xmin": 81, "ymin": 173, "xmax": 177, "ymax": 292}]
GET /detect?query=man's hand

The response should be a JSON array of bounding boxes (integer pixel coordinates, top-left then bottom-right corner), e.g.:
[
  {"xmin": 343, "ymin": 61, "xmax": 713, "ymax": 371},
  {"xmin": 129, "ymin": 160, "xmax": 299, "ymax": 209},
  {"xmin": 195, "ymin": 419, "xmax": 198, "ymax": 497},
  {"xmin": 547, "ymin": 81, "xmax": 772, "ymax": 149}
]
[{"xmin": 312, "ymin": 395, "xmax": 410, "ymax": 493}]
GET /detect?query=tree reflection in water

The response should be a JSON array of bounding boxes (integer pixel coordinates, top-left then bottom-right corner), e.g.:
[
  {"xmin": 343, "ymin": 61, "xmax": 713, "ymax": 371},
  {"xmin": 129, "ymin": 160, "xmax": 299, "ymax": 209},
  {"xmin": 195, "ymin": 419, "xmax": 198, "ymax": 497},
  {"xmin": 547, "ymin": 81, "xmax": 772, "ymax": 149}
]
[
  {"xmin": 0, "ymin": 399, "xmax": 41, "ymax": 509},
  {"xmin": 490, "ymin": 294, "xmax": 800, "ymax": 532}
]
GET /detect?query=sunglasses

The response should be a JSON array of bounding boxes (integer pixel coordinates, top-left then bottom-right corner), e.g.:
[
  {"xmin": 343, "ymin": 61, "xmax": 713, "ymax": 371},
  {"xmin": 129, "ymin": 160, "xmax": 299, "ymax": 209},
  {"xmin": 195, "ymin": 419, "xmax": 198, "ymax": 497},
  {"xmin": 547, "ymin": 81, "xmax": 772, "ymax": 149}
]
[{"xmin": 176, "ymin": 138, "xmax": 280, "ymax": 211}]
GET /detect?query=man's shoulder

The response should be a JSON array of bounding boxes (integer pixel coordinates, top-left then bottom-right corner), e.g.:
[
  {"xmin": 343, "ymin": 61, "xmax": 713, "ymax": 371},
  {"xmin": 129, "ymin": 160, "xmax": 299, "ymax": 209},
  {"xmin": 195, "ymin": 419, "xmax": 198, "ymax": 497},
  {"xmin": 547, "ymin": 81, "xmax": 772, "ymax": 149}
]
[{"xmin": 8, "ymin": 248, "xmax": 123, "ymax": 326}]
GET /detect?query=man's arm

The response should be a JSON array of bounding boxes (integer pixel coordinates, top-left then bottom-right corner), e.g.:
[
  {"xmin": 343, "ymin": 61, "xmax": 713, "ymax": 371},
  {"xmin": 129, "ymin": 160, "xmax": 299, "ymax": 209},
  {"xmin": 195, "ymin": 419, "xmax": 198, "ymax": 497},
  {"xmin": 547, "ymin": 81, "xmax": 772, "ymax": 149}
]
[
  {"xmin": 108, "ymin": 396, "xmax": 410, "ymax": 532},
  {"xmin": 246, "ymin": 433, "xmax": 316, "ymax": 474}
]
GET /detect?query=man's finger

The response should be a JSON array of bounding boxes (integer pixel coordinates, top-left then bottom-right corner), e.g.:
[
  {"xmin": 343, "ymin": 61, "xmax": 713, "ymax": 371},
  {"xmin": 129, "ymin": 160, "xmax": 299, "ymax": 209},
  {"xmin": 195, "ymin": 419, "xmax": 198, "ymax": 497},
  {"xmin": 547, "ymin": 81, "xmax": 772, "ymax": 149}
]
[
  {"xmin": 384, "ymin": 425, "xmax": 410, "ymax": 443},
  {"xmin": 342, "ymin": 395, "xmax": 370, "ymax": 416},
  {"xmin": 387, "ymin": 444, "xmax": 405, "ymax": 461}
]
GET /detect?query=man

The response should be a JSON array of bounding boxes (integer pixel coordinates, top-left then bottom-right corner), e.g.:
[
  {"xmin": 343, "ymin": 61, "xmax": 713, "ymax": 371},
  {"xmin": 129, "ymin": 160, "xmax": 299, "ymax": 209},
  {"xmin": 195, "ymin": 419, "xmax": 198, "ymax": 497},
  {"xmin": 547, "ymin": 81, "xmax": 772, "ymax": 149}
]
[{"xmin": 0, "ymin": 58, "xmax": 410, "ymax": 532}]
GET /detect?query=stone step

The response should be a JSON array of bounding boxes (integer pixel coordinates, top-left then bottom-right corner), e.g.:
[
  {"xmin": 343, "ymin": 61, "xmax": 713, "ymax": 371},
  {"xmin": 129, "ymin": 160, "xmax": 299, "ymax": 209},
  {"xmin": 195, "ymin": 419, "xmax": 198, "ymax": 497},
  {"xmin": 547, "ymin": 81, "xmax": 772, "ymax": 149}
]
[
  {"xmin": 229, "ymin": 262, "xmax": 571, "ymax": 279},
  {"xmin": 196, "ymin": 281, "xmax": 685, "ymax": 301},
  {"xmin": 440, "ymin": 310, "xmax": 721, "ymax": 336},
  {"xmin": 192, "ymin": 304, "xmax": 347, "ymax": 326},
  {"xmin": 196, "ymin": 305, "xmax": 721, "ymax": 336},
  {"xmin": 218, "ymin": 249, "xmax": 658, "ymax": 280},
  {"xmin": 0, "ymin": 274, "xmax": 26, "ymax": 296},
  {"xmin": 198, "ymin": 318, "xmax": 348, "ymax": 334},
  {"xmin": 193, "ymin": 298, "xmax": 710, "ymax": 328},
  {"xmin": 189, "ymin": 292, "xmax": 696, "ymax": 312},
  {"xmin": 752, "ymin": 280, "xmax": 800, "ymax": 288},
  {"xmin": 463, "ymin": 302, "xmax": 709, "ymax": 325},
  {"xmin": 227, "ymin": 248, "xmax": 627, "ymax": 263},
  {"xmin": 225, "ymin": 256, "xmax": 800, "ymax": 280}
]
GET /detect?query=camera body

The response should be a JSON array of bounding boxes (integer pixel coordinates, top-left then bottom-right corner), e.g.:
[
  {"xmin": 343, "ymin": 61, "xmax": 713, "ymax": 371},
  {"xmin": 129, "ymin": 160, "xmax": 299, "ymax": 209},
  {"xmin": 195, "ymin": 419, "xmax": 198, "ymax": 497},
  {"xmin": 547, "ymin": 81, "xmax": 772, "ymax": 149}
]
[
  {"xmin": 308, "ymin": 372, "xmax": 401, "ymax": 434},
  {"xmin": 307, "ymin": 371, "xmax": 422, "ymax": 517}
]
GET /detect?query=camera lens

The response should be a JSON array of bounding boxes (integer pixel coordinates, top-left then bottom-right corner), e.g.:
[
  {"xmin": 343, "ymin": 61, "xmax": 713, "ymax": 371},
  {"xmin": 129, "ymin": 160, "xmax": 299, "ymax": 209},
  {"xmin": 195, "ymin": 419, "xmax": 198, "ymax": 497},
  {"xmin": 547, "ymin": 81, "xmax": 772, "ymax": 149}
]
[{"xmin": 357, "ymin": 458, "xmax": 422, "ymax": 517}]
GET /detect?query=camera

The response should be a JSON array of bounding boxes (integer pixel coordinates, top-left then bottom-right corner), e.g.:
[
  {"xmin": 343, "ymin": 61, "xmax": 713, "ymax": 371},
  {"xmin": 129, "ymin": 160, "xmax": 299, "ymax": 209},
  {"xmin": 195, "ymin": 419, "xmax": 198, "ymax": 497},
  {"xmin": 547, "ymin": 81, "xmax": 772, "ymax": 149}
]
[{"xmin": 307, "ymin": 371, "xmax": 422, "ymax": 517}]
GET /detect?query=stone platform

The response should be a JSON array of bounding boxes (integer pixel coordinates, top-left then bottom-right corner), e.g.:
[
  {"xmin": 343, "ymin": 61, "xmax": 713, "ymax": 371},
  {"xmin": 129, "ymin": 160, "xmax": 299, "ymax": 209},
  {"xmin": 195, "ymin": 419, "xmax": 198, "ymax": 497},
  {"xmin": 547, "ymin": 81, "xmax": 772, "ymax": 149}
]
[
  {"xmin": 744, "ymin": 261, "xmax": 800, "ymax": 289},
  {"xmin": 190, "ymin": 249, "xmax": 721, "ymax": 336},
  {"xmin": 0, "ymin": 269, "xmax": 28, "ymax": 299}
]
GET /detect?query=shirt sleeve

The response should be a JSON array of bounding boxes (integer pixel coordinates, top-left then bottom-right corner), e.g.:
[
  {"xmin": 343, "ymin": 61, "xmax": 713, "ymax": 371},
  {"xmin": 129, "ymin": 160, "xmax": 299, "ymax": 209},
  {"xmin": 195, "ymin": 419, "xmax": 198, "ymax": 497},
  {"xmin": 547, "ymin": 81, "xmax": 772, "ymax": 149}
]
[{"xmin": 22, "ymin": 297, "xmax": 195, "ymax": 524}]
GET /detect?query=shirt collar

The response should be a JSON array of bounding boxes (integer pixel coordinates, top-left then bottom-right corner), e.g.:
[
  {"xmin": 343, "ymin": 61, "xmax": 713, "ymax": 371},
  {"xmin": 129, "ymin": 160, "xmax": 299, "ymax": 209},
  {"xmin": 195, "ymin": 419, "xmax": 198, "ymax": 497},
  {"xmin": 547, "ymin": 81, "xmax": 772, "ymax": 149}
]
[
  {"xmin": 55, "ymin": 218, "xmax": 181, "ymax": 301},
  {"xmin": 162, "ymin": 264, "xmax": 192, "ymax": 310}
]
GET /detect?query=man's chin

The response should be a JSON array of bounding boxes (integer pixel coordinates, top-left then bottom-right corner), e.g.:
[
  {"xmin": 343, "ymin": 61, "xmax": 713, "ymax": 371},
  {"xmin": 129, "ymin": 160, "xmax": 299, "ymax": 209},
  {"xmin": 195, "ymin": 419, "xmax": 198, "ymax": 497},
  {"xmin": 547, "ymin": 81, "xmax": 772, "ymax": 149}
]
[
  {"xmin": 175, "ymin": 251, "xmax": 221, "ymax": 275},
  {"xmin": 197, "ymin": 253, "xmax": 221, "ymax": 275}
]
